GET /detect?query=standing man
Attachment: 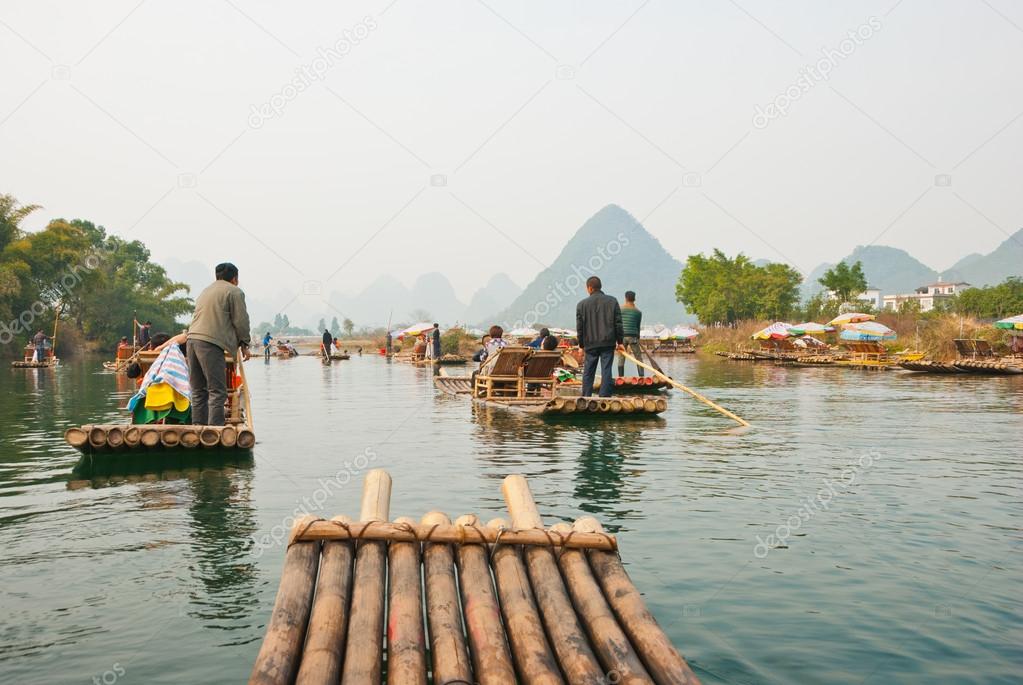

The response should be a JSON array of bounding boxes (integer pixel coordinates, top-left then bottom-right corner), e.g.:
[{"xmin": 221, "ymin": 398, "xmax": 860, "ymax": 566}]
[
  {"xmin": 617, "ymin": 290, "xmax": 644, "ymax": 378},
  {"xmin": 136, "ymin": 320, "xmax": 152, "ymax": 349},
  {"xmin": 32, "ymin": 329, "xmax": 49, "ymax": 363},
  {"xmin": 431, "ymin": 323, "xmax": 442, "ymax": 360},
  {"xmin": 187, "ymin": 263, "xmax": 251, "ymax": 426},
  {"xmin": 322, "ymin": 328, "xmax": 333, "ymax": 359},
  {"xmin": 576, "ymin": 276, "xmax": 623, "ymax": 398},
  {"xmin": 385, "ymin": 330, "xmax": 393, "ymax": 356},
  {"xmin": 262, "ymin": 331, "xmax": 273, "ymax": 359}
]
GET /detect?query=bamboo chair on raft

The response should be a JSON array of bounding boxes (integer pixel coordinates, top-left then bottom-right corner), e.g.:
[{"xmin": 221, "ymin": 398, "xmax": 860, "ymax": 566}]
[{"xmin": 473, "ymin": 346, "xmax": 533, "ymax": 398}]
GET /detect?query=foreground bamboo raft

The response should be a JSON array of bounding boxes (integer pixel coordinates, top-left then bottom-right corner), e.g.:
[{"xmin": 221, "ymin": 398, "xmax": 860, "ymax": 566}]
[{"xmin": 250, "ymin": 470, "xmax": 701, "ymax": 685}]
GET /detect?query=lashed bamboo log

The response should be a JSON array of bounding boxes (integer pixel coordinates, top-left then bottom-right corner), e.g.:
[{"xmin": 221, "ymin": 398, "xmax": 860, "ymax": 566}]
[
  {"xmin": 295, "ymin": 515, "xmax": 355, "ymax": 685},
  {"xmin": 292, "ymin": 520, "xmax": 618, "ymax": 551},
  {"xmin": 340, "ymin": 469, "xmax": 391, "ymax": 685},
  {"xmin": 485, "ymin": 517, "xmax": 564, "ymax": 685},
  {"xmin": 200, "ymin": 427, "xmax": 221, "ymax": 448},
  {"xmin": 454, "ymin": 513, "xmax": 517, "ymax": 684},
  {"xmin": 124, "ymin": 426, "xmax": 141, "ymax": 447},
  {"xmin": 387, "ymin": 515, "xmax": 428, "ymax": 685},
  {"xmin": 632, "ymin": 398, "xmax": 645, "ymax": 411},
  {"xmin": 237, "ymin": 428, "xmax": 256, "ymax": 449},
  {"xmin": 179, "ymin": 429, "xmax": 200, "ymax": 449},
  {"xmin": 140, "ymin": 428, "xmax": 160, "ymax": 448},
  {"xmin": 65, "ymin": 427, "xmax": 88, "ymax": 449},
  {"xmin": 654, "ymin": 398, "xmax": 667, "ymax": 413},
  {"xmin": 643, "ymin": 399, "xmax": 657, "ymax": 413},
  {"xmin": 561, "ymin": 399, "xmax": 576, "ymax": 414},
  {"xmin": 421, "ymin": 512, "xmax": 474, "ymax": 685},
  {"xmin": 248, "ymin": 515, "xmax": 320, "ymax": 685},
  {"xmin": 160, "ymin": 428, "xmax": 180, "ymax": 448},
  {"xmin": 88, "ymin": 427, "xmax": 107, "ymax": 449},
  {"xmin": 574, "ymin": 517, "xmax": 701, "ymax": 685},
  {"xmin": 550, "ymin": 523, "xmax": 653, "ymax": 684},
  {"xmin": 220, "ymin": 425, "xmax": 238, "ymax": 448},
  {"xmin": 501, "ymin": 476, "xmax": 605, "ymax": 683},
  {"xmin": 610, "ymin": 399, "xmax": 622, "ymax": 413}
]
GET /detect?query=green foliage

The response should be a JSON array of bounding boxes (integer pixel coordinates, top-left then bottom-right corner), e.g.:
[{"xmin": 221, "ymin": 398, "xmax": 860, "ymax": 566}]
[
  {"xmin": 818, "ymin": 260, "xmax": 867, "ymax": 303},
  {"xmin": 799, "ymin": 292, "xmax": 841, "ymax": 322},
  {"xmin": 317, "ymin": 317, "xmax": 326, "ymax": 333},
  {"xmin": 1, "ymin": 195, "xmax": 192, "ymax": 351},
  {"xmin": 440, "ymin": 328, "xmax": 465, "ymax": 355},
  {"xmin": 342, "ymin": 318, "xmax": 354, "ymax": 337},
  {"xmin": 675, "ymin": 249, "xmax": 803, "ymax": 324},
  {"xmin": 330, "ymin": 316, "xmax": 341, "ymax": 337},
  {"xmin": 953, "ymin": 277, "xmax": 1023, "ymax": 318}
]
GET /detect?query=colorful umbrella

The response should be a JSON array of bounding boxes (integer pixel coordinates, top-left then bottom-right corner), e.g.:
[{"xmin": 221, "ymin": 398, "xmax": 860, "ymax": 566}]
[
  {"xmin": 401, "ymin": 322, "xmax": 435, "ymax": 336},
  {"xmin": 639, "ymin": 327, "xmax": 660, "ymax": 339},
  {"xmin": 994, "ymin": 314, "xmax": 1023, "ymax": 333},
  {"xmin": 752, "ymin": 322, "xmax": 795, "ymax": 340},
  {"xmin": 671, "ymin": 325, "xmax": 700, "ymax": 339},
  {"xmin": 788, "ymin": 322, "xmax": 834, "ymax": 336},
  {"xmin": 827, "ymin": 312, "xmax": 875, "ymax": 326},
  {"xmin": 839, "ymin": 321, "xmax": 896, "ymax": 341}
]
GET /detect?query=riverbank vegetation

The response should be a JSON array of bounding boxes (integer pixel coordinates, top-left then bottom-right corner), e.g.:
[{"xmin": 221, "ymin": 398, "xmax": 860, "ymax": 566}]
[{"xmin": 0, "ymin": 193, "xmax": 191, "ymax": 356}]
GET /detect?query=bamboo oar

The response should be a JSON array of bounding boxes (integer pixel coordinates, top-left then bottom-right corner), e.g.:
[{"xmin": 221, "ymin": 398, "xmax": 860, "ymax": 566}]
[
  {"xmin": 238, "ymin": 347, "xmax": 254, "ymax": 431},
  {"xmin": 619, "ymin": 349, "xmax": 750, "ymax": 427}
]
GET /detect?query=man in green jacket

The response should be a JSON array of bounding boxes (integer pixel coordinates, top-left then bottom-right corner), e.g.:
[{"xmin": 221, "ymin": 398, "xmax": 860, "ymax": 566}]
[
  {"xmin": 187, "ymin": 262, "xmax": 251, "ymax": 425},
  {"xmin": 617, "ymin": 290, "xmax": 644, "ymax": 378}
]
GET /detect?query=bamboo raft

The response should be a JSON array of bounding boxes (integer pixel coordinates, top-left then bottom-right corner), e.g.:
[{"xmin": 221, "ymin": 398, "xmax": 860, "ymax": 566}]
[
  {"xmin": 477, "ymin": 394, "xmax": 668, "ymax": 417},
  {"xmin": 64, "ymin": 348, "xmax": 255, "ymax": 452},
  {"xmin": 12, "ymin": 344, "xmax": 58, "ymax": 368},
  {"xmin": 953, "ymin": 359, "xmax": 1023, "ymax": 374},
  {"xmin": 412, "ymin": 355, "xmax": 469, "ymax": 366},
  {"xmin": 249, "ymin": 470, "xmax": 701, "ymax": 685},
  {"xmin": 329, "ymin": 353, "xmax": 351, "ymax": 361},
  {"xmin": 600, "ymin": 376, "xmax": 671, "ymax": 393},
  {"xmin": 434, "ymin": 375, "xmax": 473, "ymax": 395},
  {"xmin": 899, "ymin": 359, "xmax": 961, "ymax": 374}
]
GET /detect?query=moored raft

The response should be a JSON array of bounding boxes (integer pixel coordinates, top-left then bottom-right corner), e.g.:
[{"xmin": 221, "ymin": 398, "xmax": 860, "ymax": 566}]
[
  {"xmin": 249, "ymin": 470, "xmax": 701, "ymax": 685},
  {"xmin": 953, "ymin": 358, "xmax": 1023, "ymax": 375},
  {"xmin": 434, "ymin": 375, "xmax": 473, "ymax": 395},
  {"xmin": 478, "ymin": 394, "xmax": 668, "ymax": 417},
  {"xmin": 899, "ymin": 359, "xmax": 961, "ymax": 373}
]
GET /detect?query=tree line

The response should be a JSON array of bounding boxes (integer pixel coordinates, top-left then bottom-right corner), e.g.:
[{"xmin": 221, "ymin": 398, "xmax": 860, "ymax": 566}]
[
  {"xmin": 676, "ymin": 249, "xmax": 1020, "ymax": 324},
  {"xmin": 0, "ymin": 193, "xmax": 192, "ymax": 354}
]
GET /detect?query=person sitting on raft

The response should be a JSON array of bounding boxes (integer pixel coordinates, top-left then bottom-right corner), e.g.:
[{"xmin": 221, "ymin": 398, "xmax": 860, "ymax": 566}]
[
  {"xmin": 475, "ymin": 325, "xmax": 508, "ymax": 363},
  {"xmin": 526, "ymin": 328, "xmax": 550, "ymax": 349},
  {"xmin": 126, "ymin": 331, "xmax": 191, "ymax": 425}
]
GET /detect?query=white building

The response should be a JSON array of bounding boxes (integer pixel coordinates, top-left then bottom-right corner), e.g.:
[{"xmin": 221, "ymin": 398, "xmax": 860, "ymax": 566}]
[{"xmin": 882, "ymin": 278, "xmax": 970, "ymax": 312}]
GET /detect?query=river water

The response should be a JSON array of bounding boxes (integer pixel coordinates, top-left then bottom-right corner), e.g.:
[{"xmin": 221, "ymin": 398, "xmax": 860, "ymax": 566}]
[{"xmin": 0, "ymin": 354, "xmax": 1020, "ymax": 684}]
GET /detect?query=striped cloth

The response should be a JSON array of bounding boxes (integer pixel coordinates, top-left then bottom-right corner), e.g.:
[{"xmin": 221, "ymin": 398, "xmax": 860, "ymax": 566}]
[{"xmin": 127, "ymin": 343, "xmax": 191, "ymax": 412}]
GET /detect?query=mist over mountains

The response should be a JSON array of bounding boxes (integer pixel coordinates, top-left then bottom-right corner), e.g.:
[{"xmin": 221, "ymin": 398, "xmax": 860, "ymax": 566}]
[{"xmin": 164, "ymin": 210, "xmax": 1022, "ymax": 330}]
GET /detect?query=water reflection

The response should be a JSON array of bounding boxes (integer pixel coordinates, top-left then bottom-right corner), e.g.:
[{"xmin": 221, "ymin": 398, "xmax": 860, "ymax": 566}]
[{"xmin": 68, "ymin": 451, "xmax": 259, "ymax": 642}]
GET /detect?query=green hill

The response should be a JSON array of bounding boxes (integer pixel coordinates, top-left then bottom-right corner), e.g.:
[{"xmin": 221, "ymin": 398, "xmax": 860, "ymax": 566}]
[{"xmin": 488, "ymin": 205, "xmax": 688, "ymax": 328}]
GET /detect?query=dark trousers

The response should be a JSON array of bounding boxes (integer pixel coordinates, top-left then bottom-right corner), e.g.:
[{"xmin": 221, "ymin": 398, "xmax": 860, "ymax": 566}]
[
  {"xmin": 35, "ymin": 344, "xmax": 46, "ymax": 362},
  {"xmin": 617, "ymin": 336, "xmax": 644, "ymax": 377},
  {"xmin": 188, "ymin": 339, "xmax": 227, "ymax": 426},
  {"xmin": 582, "ymin": 347, "xmax": 614, "ymax": 397}
]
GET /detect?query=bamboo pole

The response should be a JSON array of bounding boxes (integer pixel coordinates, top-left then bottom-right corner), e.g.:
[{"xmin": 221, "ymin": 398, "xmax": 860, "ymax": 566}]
[
  {"xmin": 220, "ymin": 425, "xmax": 238, "ymax": 448},
  {"xmin": 88, "ymin": 427, "xmax": 107, "ymax": 449},
  {"xmin": 453, "ymin": 513, "xmax": 517, "ymax": 685},
  {"xmin": 200, "ymin": 427, "xmax": 221, "ymax": 448},
  {"xmin": 65, "ymin": 427, "xmax": 88, "ymax": 449},
  {"xmin": 124, "ymin": 426, "xmax": 141, "ymax": 448},
  {"xmin": 296, "ymin": 515, "xmax": 355, "ymax": 685},
  {"xmin": 249, "ymin": 516, "xmax": 320, "ymax": 685},
  {"xmin": 140, "ymin": 428, "xmax": 160, "ymax": 448},
  {"xmin": 179, "ymin": 429, "xmax": 200, "ymax": 449},
  {"xmin": 485, "ymin": 517, "xmax": 564, "ymax": 685},
  {"xmin": 619, "ymin": 349, "xmax": 750, "ymax": 427},
  {"xmin": 106, "ymin": 427, "xmax": 124, "ymax": 449},
  {"xmin": 341, "ymin": 470, "xmax": 392, "ymax": 685},
  {"xmin": 237, "ymin": 347, "xmax": 255, "ymax": 431},
  {"xmin": 550, "ymin": 523, "xmax": 653, "ymax": 685},
  {"xmin": 237, "ymin": 429, "xmax": 256, "ymax": 449},
  {"xmin": 160, "ymin": 428, "xmax": 180, "ymax": 448},
  {"xmin": 387, "ymin": 515, "xmax": 428, "ymax": 685},
  {"xmin": 293, "ymin": 520, "xmax": 618, "ymax": 551},
  {"xmin": 574, "ymin": 518, "xmax": 701, "ymax": 685},
  {"xmin": 421, "ymin": 511, "xmax": 474, "ymax": 685},
  {"xmin": 501, "ymin": 475, "xmax": 605, "ymax": 683}
]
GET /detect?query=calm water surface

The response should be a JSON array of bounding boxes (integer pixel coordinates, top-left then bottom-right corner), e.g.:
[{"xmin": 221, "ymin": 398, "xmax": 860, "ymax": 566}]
[{"xmin": 1, "ymin": 354, "xmax": 1020, "ymax": 684}]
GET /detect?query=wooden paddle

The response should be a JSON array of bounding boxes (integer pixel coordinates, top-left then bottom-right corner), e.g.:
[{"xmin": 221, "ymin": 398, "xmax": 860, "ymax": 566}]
[{"xmin": 619, "ymin": 348, "xmax": 750, "ymax": 427}]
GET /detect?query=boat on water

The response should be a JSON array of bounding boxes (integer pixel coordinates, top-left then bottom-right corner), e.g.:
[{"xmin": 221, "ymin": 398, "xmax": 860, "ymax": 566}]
[
  {"xmin": 436, "ymin": 347, "xmax": 667, "ymax": 418},
  {"xmin": 64, "ymin": 347, "xmax": 255, "ymax": 452},
  {"xmin": 899, "ymin": 339, "xmax": 1023, "ymax": 375},
  {"xmin": 11, "ymin": 342, "xmax": 58, "ymax": 368},
  {"xmin": 249, "ymin": 470, "xmax": 700, "ymax": 685}
]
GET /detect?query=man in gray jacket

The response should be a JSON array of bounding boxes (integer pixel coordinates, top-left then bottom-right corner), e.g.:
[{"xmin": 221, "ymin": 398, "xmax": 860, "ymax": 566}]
[
  {"xmin": 576, "ymin": 276, "xmax": 623, "ymax": 397},
  {"xmin": 187, "ymin": 262, "xmax": 251, "ymax": 425}
]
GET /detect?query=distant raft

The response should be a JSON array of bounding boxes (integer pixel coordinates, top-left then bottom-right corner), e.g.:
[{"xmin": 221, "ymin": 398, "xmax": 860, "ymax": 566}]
[
  {"xmin": 899, "ymin": 359, "xmax": 961, "ymax": 373},
  {"xmin": 248, "ymin": 470, "xmax": 701, "ymax": 685}
]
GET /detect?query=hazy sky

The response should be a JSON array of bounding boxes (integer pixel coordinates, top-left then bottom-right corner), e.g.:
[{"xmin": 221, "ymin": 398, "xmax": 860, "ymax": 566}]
[{"xmin": 3, "ymin": 0, "xmax": 1021, "ymax": 307}]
